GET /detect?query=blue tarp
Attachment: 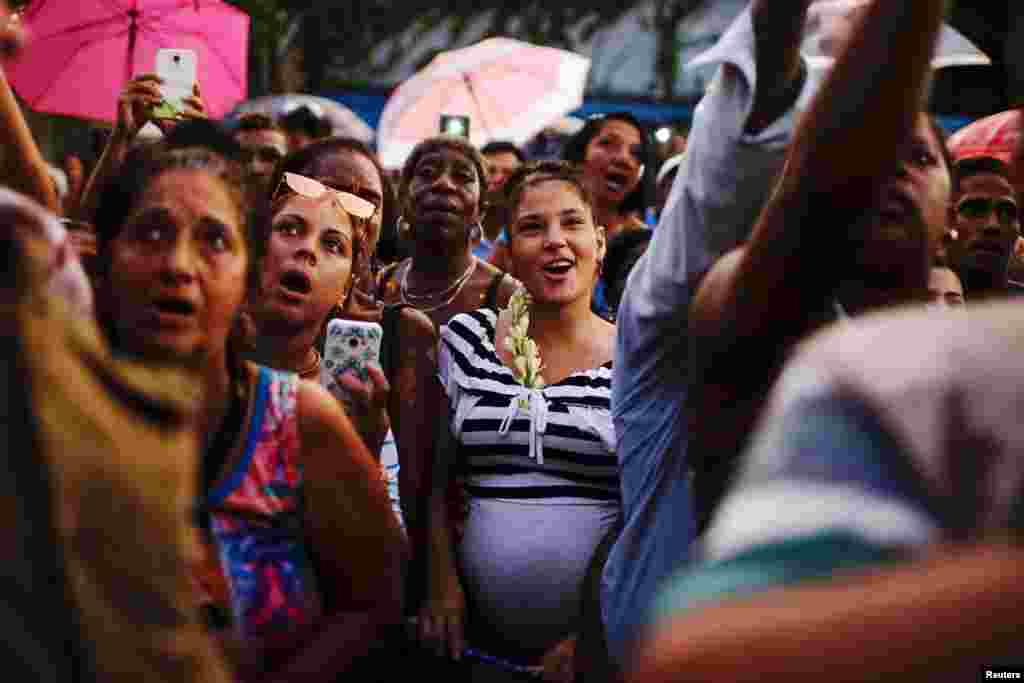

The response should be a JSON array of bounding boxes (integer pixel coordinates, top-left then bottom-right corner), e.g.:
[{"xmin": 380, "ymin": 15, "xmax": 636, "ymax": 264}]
[
  {"xmin": 324, "ymin": 88, "xmax": 973, "ymax": 139},
  {"xmin": 324, "ymin": 89, "xmax": 696, "ymax": 132}
]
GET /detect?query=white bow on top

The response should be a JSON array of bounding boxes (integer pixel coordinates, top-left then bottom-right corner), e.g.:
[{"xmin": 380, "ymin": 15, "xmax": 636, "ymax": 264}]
[{"xmin": 498, "ymin": 387, "xmax": 549, "ymax": 465}]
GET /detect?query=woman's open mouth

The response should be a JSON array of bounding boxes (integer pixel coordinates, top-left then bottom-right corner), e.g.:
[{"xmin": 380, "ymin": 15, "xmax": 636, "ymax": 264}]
[
  {"xmin": 279, "ymin": 269, "xmax": 313, "ymax": 297},
  {"xmin": 542, "ymin": 259, "xmax": 574, "ymax": 276},
  {"xmin": 147, "ymin": 296, "xmax": 197, "ymax": 327},
  {"xmin": 603, "ymin": 171, "xmax": 630, "ymax": 195}
]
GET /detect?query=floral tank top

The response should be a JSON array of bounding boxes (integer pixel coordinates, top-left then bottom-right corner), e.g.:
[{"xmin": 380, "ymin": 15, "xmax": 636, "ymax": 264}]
[{"xmin": 195, "ymin": 366, "xmax": 321, "ymax": 670}]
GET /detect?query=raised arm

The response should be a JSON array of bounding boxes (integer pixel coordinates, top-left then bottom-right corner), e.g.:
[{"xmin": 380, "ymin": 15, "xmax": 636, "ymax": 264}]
[
  {"xmin": 0, "ymin": 67, "xmax": 58, "ymax": 213},
  {"xmin": 620, "ymin": 0, "xmax": 814, "ymax": 337},
  {"xmin": 75, "ymin": 76, "xmax": 161, "ymax": 220},
  {"xmin": 747, "ymin": 0, "xmax": 813, "ymax": 134},
  {"xmin": 77, "ymin": 76, "xmax": 206, "ymax": 220},
  {"xmin": 693, "ymin": 0, "xmax": 946, "ymax": 346}
]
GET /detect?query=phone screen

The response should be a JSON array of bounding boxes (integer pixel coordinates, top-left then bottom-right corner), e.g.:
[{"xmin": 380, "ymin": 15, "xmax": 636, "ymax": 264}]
[
  {"xmin": 440, "ymin": 114, "xmax": 471, "ymax": 139},
  {"xmin": 154, "ymin": 49, "xmax": 197, "ymax": 119}
]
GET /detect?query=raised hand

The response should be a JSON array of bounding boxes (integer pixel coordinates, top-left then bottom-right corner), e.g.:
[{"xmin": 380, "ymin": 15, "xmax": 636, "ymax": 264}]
[
  {"xmin": 178, "ymin": 81, "xmax": 207, "ymax": 121},
  {"xmin": 114, "ymin": 74, "xmax": 163, "ymax": 142},
  {"xmin": 332, "ymin": 364, "xmax": 391, "ymax": 458}
]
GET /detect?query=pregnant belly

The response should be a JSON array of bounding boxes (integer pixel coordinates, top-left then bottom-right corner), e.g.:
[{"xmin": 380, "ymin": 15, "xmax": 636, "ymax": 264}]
[{"xmin": 457, "ymin": 496, "xmax": 618, "ymax": 657}]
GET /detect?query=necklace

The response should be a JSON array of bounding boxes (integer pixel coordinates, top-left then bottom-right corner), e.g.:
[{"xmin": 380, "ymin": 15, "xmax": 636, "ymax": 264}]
[{"xmin": 400, "ymin": 257, "xmax": 478, "ymax": 313}]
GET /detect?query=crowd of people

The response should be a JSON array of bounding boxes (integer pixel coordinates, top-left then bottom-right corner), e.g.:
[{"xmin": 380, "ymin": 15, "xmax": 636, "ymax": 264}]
[{"xmin": 1, "ymin": 0, "xmax": 1023, "ymax": 681}]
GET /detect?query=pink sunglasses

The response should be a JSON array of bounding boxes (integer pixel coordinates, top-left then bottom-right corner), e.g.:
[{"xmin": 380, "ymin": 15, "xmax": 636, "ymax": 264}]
[{"xmin": 275, "ymin": 172, "xmax": 376, "ymax": 220}]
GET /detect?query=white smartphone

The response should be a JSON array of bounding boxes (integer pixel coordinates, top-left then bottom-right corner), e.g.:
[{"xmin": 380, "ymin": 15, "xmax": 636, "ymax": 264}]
[
  {"xmin": 321, "ymin": 319, "xmax": 383, "ymax": 396},
  {"xmin": 154, "ymin": 48, "xmax": 197, "ymax": 119}
]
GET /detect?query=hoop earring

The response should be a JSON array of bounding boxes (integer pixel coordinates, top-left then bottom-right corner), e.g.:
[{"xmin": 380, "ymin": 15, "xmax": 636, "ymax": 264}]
[{"xmin": 397, "ymin": 215, "xmax": 411, "ymax": 238}]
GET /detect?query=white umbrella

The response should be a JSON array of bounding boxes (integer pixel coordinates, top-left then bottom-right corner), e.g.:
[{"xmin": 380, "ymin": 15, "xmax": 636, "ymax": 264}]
[
  {"xmin": 377, "ymin": 37, "xmax": 590, "ymax": 169},
  {"xmin": 800, "ymin": 0, "xmax": 990, "ymax": 71},
  {"xmin": 228, "ymin": 94, "xmax": 374, "ymax": 144}
]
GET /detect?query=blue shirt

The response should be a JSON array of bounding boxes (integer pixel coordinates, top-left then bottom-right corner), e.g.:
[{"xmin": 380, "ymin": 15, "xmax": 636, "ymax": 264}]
[{"xmin": 600, "ymin": 6, "xmax": 819, "ymax": 665}]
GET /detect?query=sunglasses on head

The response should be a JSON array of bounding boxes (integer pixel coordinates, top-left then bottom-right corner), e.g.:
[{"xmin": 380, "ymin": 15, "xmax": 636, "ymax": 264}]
[
  {"xmin": 274, "ymin": 172, "xmax": 376, "ymax": 220},
  {"xmin": 955, "ymin": 196, "xmax": 1020, "ymax": 229}
]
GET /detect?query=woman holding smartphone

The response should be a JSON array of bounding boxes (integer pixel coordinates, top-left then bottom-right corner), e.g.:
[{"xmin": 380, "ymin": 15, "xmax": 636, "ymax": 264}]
[
  {"xmin": 257, "ymin": 140, "xmax": 442, "ymax": 574},
  {"xmin": 91, "ymin": 121, "xmax": 405, "ymax": 682},
  {"xmin": 421, "ymin": 161, "xmax": 619, "ymax": 683},
  {"xmin": 241, "ymin": 163, "xmax": 392, "ymax": 456}
]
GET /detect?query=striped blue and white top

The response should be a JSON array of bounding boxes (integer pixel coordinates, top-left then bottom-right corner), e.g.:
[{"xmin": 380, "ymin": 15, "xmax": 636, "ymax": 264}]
[{"xmin": 438, "ymin": 309, "xmax": 618, "ymax": 501}]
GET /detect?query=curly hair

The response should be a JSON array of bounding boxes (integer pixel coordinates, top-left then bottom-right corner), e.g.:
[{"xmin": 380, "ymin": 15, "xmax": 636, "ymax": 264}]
[{"xmin": 398, "ymin": 135, "xmax": 489, "ymax": 215}]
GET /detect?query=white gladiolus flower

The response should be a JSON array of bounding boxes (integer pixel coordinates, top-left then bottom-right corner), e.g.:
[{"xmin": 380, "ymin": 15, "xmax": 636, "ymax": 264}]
[{"xmin": 502, "ymin": 286, "xmax": 544, "ymax": 391}]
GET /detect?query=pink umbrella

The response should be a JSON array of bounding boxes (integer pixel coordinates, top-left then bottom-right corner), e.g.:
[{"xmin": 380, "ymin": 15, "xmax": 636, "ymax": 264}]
[
  {"xmin": 5, "ymin": 0, "xmax": 248, "ymax": 124},
  {"xmin": 377, "ymin": 37, "xmax": 590, "ymax": 169}
]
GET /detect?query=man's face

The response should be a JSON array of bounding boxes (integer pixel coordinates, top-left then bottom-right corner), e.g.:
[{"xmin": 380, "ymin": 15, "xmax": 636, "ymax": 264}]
[
  {"xmin": 484, "ymin": 151, "xmax": 522, "ymax": 195},
  {"xmin": 235, "ymin": 128, "xmax": 288, "ymax": 196},
  {"xmin": 948, "ymin": 170, "xmax": 1019, "ymax": 286}
]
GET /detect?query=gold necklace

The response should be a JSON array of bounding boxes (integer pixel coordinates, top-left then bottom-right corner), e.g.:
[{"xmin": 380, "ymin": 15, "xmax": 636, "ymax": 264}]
[{"xmin": 400, "ymin": 257, "xmax": 478, "ymax": 313}]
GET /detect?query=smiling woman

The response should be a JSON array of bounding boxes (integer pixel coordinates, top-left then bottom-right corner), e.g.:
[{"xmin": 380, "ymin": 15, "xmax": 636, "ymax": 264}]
[
  {"xmin": 422, "ymin": 161, "xmax": 620, "ymax": 682},
  {"xmin": 562, "ymin": 113, "xmax": 655, "ymax": 239},
  {"xmin": 92, "ymin": 121, "xmax": 406, "ymax": 681}
]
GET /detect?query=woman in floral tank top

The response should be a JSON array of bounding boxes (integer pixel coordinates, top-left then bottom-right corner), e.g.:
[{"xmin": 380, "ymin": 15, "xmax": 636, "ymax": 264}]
[{"xmin": 92, "ymin": 122, "xmax": 406, "ymax": 680}]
